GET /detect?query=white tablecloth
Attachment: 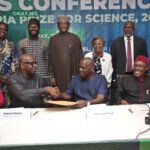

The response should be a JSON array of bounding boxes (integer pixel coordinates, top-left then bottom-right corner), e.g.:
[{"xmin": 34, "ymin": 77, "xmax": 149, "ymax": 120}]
[{"xmin": 0, "ymin": 104, "xmax": 150, "ymax": 146}]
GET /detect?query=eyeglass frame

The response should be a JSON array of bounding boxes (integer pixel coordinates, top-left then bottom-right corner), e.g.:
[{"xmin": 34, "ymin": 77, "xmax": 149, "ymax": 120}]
[{"xmin": 22, "ymin": 61, "xmax": 37, "ymax": 66}]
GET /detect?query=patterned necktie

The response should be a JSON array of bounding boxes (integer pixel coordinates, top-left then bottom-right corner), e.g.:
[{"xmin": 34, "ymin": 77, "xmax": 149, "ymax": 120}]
[
  {"xmin": 93, "ymin": 56, "xmax": 102, "ymax": 74},
  {"xmin": 127, "ymin": 38, "xmax": 132, "ymax": 72}
]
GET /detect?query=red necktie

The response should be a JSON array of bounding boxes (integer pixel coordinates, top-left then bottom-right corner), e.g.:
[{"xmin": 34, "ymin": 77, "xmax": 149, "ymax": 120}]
[{"xmin": 127, "ymin": 38, "xmax": 132, "ymax": 72}]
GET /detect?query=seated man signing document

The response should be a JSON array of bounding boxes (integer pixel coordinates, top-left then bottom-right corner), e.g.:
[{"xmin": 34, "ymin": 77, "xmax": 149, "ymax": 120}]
[
  {"xmin": 6, "ymin": 54, "xmax": 59, "ymax": 108},
  {"xmin": 58, "ymin": 58, "xmax": 107, "ymax": 108}
]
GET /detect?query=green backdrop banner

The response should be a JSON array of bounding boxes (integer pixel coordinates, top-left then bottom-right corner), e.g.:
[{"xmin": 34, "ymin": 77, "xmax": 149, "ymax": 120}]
[{"xmin": 0, "ymin": 0, "xmax": 150, "ymax": 70}]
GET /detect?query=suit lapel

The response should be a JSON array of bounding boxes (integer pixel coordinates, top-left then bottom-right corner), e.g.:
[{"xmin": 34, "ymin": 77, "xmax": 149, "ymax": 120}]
[
  {"xmin": 121, "ymin": 37, "xmax": 126, "ymax": 60},
  {"xmin": 133, "ymin": 36, "xmax": 137, "ymax": 60}
]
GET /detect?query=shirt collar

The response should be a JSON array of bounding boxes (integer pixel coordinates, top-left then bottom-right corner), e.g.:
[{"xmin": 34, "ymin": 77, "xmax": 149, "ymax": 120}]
[{"xmin": 124, "ymin": 35, "xmax": 134, "ymax": 41}]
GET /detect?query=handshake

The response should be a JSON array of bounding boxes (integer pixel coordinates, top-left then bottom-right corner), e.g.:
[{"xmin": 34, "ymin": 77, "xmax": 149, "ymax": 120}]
[
  {"xmin": 45, "ymin": 86, "xmax": 90, "ymax": 109},
  {"xmin": 45, "ymin": 86, "xmax": 61, "ymax": 99},
  {"xmin": 44, "ymin": 86, "xmax": 88, "ymax": 108}
]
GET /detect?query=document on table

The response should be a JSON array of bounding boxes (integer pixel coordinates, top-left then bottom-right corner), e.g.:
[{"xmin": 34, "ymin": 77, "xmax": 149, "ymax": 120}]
[
  {"xmin": 44, "ymin": 100, "xmax": 78, "ymax": 106},
  {"xmin": 0, "ymin": 108, "xmax": 31, "ymax": 120}
]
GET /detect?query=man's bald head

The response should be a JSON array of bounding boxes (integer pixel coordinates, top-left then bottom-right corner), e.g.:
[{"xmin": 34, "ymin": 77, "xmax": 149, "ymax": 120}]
[
  {"xmin": 79, "ymin": 58, "xmax": 95, "ymax": 79},
  {"xmin": 19, "ymin": 54, "xmax": 35, "ymax": 64},
  {"xmin": 19, "ymin": 54, "xmax": 37, "ymax": 78},
  {"xmin": 123, "ymin": 21, "xmax": 135, "ymax": 37},
  {"xmin": 80, "ymin": 57, "xmax": 95, "ymax": 69}
]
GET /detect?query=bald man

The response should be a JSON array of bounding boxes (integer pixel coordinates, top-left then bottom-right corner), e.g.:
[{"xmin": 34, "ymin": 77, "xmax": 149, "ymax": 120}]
[
  {"xmin": 59, "ymin": 58, "xmax": 107, "ymax": 108},
  {"xmin": 111, "ymin": 21, "xmax": 147, "ymax": 77},
  {"xmin": 6, "ymin": 54, "xmax": 59, "ymax": 108}
]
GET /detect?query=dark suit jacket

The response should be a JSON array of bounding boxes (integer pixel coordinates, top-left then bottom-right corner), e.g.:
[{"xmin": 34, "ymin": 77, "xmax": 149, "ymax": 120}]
[
  {"xmin": 111, "ymin": 36, "xmax": 147, "ymax": 77},
  {"xmin": 115, "ymin": 75, "xmax": 150, "ymax": 104}
]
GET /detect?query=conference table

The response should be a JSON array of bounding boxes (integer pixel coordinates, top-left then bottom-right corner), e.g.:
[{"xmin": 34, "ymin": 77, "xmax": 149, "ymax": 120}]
[{"xmin": 0, "ymin": 104, "xmax": 150, "ymax": 150}]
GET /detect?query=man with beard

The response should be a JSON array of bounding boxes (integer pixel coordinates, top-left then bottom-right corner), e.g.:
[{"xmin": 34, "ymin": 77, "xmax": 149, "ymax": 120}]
[
  {"xmin": 6, "ymin": 54, "xmax": 59, "ymax": 108},
  {"xmin": 48, "ymin": 15, "xmax": 83, "ymax": 92},
  {"xmin": 58, "ymin": 58, "xmax": 107, "ymax": 108},
  {"xmin": 115, "ymin": 55, "xmax": 150, "ymax": 104},
  {"xmin": 111, "ymin": 21, "xmax": 148, "ymax": 104},
  {"xmin": 111, "ymin": 21, "xmax": 147, "ymax": 77},
  {"xmin": 18, "ymin": 18, "xmax": 49, "ymax": 76}
]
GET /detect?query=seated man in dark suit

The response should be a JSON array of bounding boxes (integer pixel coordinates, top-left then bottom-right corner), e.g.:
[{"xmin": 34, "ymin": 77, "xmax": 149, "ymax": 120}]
[
  {"xmin": 115, "ymin": 55, "xmax": 150, "ymax": 104},
  {"xmin": 59, "ymin": 58, "xmax": 107, "ymax": 108},
  {"xmin": 6, "ymin": 54, "xmax": 59, "ymax": 108}
]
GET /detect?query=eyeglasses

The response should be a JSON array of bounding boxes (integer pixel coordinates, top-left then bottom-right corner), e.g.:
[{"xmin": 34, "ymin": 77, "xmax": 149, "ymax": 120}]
[{"xmin": 22, "ymin": 62, "xmax": 37, "ymax": 66}]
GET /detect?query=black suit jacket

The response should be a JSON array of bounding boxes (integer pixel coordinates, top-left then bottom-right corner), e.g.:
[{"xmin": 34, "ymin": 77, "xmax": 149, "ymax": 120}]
[
  {"xmin": 115, "ymin": 75, "xmax": 150, "ymax": 104},
  {"xmin": 111, "ymin": 36, "xmax": 147, "ymax": 77}
]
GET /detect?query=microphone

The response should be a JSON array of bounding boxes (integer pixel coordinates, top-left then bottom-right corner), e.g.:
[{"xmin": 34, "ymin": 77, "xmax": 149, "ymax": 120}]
[
  {"xmin": 139, "ymin": 90, "xmax": 150, "ymax": 125},
  {"xmin": 138, "ymin": 100, "xmax": 150, "ymax": 125},
  {"xmin": 145, "ymin": 90, "xmax": 150, "ymax": 124},
  {"xmin": 136, "ymin": 98, "xmax": 150, "ymax": 139},
  {"xmin": 144, "ymin": 103, "xmax": 150, "ymax": 125}
]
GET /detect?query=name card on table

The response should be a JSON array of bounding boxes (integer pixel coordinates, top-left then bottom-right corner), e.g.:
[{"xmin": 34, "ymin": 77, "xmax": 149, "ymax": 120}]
[
  {"xmin": 0, "ymin": 108, "xmax": 31, "ymax": 120},
  {"xmin": 85, "ymin": 106, "xmax": 120, "ymax": 122}
]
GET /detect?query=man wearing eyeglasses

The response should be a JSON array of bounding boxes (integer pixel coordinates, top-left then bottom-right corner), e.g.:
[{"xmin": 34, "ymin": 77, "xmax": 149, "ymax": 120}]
[{"xmin": 6, "ymin": 54, "xmax": 60, "ymax": 108}]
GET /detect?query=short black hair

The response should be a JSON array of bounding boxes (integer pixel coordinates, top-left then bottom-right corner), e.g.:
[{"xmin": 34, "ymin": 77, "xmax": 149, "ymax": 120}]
[
  {"xmin": 0, "ymin": 22, "xmax": 9, "ymax": 32},
  {"xmin": 28, "ymin": 18, "xmax": 40, "ymax": 28},
  {"xmin": 92, "ymin": 36, "xmax": 105, "ymax": 46}
]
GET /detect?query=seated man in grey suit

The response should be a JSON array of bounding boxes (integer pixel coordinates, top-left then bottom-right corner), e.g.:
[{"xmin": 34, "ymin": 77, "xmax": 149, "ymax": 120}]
[
  {"xmin": 115, "ymin": 55, "xmax": 150, "ymax": 104},
  {"xmin": 6, "ymin": 54, "xmax": 59, "ymax": 108}
]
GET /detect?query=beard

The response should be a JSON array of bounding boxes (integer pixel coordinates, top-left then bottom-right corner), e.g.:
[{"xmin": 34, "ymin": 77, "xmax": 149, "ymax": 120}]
[{"xmin": 124, "ymin": 32, "xmax": 134, "ymax": 37}]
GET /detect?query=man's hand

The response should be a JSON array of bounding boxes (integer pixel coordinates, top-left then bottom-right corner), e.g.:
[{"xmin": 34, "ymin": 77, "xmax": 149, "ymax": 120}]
[
  {"xmin": 46, "ymin": 86, "xmax": 60, "ymax": 99},
  {"xmin": 73, "ymin": 100, "xmax": 88, "ymax": 108},
  {"xmin": 121, "ymin": 100, "xmax": 129, "ymax": 105}
]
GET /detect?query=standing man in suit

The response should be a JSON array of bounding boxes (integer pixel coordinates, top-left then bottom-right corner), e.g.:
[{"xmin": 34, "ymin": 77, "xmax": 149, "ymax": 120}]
[
  {"xmin": 111, "ymin": 21, "xmax": 148, "ymax": 79},
  {"xmin": 111, "ymin": 21, "xmax": 148, "ymax": 104}
]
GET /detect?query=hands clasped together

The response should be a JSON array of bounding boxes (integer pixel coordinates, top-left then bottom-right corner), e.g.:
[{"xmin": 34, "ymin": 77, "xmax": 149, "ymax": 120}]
[
  {"xmin": 45, "ymin": 86, "xmax": 60, "ymax": 99},
  {"xmin": 45, "ymin": 86, "xmax": 88, "ymax": 108}
]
